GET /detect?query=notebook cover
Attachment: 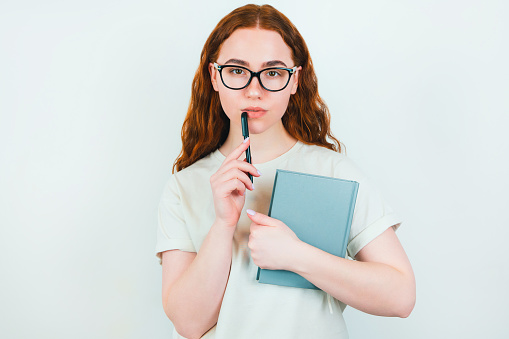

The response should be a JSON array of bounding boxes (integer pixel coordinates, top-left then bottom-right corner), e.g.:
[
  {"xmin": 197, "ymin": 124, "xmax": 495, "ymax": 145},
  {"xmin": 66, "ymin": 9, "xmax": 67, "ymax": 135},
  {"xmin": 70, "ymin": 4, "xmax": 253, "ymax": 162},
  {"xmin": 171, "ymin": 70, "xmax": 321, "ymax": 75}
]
[{"xmin": 256, "ymin": 169, "xmax": 359, "ymax": 289}]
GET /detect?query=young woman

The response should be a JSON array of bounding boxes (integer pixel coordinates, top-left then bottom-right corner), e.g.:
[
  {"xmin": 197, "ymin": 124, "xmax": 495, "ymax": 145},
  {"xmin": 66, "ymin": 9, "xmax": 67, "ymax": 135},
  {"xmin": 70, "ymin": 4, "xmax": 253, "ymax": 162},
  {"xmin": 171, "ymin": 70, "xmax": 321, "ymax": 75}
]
[{"xmin": 156, "ymin": 4, "xmax": 415, "ymax": 339}]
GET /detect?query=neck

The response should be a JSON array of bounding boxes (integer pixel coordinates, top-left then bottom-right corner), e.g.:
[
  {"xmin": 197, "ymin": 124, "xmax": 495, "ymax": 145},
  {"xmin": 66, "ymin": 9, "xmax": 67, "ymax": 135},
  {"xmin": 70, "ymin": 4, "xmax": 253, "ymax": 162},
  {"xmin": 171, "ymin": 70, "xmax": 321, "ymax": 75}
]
[{"xmin": 219, "ymin": 120, "xmax": 297, "ymax": 164}]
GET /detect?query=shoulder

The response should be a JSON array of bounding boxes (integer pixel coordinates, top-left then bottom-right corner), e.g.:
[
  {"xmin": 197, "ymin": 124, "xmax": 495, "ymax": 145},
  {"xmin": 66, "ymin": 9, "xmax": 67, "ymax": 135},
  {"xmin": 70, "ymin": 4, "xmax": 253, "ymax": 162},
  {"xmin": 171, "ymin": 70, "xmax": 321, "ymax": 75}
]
[
  {"xmin": 297, "ymin": 142, "xmax": 342, "ymax": 159},
  {"xmin": 173, "ymin": 150, "xmax": 221, "ymax": 184},
  {"xmin": 160, "ymin": 150, "xmax": 220, "ymax": 198},
  {"xmin": 296, "ymin": 142, "xmax": 367, "ymax": 181}
]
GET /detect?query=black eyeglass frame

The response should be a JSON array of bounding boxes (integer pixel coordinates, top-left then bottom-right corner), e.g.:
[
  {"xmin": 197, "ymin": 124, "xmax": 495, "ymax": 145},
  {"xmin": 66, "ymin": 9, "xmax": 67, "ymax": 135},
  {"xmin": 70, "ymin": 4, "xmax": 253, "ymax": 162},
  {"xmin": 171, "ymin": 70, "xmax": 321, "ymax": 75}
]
[{"xmin": 213, "ymin": 62, "xmax": 298, "ymax": 92}]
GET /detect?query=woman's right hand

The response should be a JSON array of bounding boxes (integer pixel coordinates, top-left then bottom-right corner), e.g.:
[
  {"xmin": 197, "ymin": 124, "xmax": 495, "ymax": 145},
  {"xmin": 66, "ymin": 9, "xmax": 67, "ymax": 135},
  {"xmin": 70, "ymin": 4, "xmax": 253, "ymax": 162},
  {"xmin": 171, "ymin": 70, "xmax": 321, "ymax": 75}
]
[{"xmin": 210, "ymin": 137, "xmax": 261, "ymax": 228}]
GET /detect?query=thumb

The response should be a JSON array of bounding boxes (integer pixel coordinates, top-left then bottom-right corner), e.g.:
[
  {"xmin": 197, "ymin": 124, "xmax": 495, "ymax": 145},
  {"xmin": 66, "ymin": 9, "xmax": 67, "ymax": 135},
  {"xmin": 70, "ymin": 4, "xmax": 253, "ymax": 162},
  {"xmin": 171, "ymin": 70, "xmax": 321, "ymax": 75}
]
[{"xmin": 246, "ymin": 209, "xmax": 276, "ymax": 226}]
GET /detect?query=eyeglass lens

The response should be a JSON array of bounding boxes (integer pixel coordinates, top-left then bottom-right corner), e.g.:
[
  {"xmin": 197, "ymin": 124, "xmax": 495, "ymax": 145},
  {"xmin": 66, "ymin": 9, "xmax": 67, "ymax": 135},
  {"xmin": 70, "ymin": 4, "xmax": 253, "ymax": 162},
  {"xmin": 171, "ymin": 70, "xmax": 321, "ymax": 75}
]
[{"xmin": 220, "ymin": 66, "xmax": 291, "ymax": 91}]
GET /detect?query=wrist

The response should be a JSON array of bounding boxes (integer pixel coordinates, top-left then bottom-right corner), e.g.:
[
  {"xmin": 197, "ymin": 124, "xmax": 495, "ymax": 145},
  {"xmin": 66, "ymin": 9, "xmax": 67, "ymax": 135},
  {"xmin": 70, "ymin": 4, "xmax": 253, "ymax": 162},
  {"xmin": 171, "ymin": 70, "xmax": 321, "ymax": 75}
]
[
  {"xmin": 212, "ymin": 219, "xmax": 237, "ymax": 234},
  {"xmin": 285, "ymin": 239, "xmax": 310, "ymax": 273}
]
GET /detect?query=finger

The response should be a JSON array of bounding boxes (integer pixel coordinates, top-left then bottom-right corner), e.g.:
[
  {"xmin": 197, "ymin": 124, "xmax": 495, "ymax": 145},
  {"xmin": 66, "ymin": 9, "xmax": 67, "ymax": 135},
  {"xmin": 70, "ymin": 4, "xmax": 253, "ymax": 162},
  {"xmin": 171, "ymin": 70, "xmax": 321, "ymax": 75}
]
[
  {"xmin": 235, "ymin": 178, "xmax": 246, "ymax": 196},
  {"xmin": 220, "ymin": 160, "xmax": 261, "ymax": 178},
  {"xmin": 224, "ymin": 137, "xmax": 251, "ymax": 163},
  {"xmin": 222, "ymin": 177, "xmax": 245, "ymax": 197},
  {"xmin": 212, "ymin": 168, "xmax": 254, "ymax": 196},
  {"xmin": 249, "ymin": 222, "xmax": 263, "ymax": 232},
  {"xmin": 246, "ymin": 210, "xmax": 277, "ymax": 226},
  {"xmin": 223, "ymin": 168, "xmax": 254, "ymax": 191}
]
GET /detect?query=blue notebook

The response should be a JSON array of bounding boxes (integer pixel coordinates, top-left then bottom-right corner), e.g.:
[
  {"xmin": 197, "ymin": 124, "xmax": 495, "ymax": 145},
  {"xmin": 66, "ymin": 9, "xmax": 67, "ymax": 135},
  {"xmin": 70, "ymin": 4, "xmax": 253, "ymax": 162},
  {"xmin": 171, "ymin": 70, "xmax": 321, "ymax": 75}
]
[{"xmin": 256, "ymin": 169, "xmax": 359, "ymax": 290}]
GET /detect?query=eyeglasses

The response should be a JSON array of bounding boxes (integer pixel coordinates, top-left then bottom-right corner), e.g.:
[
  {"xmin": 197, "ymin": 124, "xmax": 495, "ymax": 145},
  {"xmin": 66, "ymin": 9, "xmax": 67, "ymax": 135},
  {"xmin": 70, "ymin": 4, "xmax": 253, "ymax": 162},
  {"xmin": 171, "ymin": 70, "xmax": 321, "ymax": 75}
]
[{"xmin": 213, "ymin": 62, "xmax": 298, "ymax": 92}]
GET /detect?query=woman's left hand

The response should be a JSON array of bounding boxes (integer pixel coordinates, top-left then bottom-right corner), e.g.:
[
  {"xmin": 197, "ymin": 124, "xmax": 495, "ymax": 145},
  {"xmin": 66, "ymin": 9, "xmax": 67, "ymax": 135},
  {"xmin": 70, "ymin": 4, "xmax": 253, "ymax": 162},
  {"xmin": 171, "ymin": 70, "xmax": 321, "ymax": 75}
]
[{"xmin": 247, "ymin": 209, "xmax": 303, "ymax": 271}]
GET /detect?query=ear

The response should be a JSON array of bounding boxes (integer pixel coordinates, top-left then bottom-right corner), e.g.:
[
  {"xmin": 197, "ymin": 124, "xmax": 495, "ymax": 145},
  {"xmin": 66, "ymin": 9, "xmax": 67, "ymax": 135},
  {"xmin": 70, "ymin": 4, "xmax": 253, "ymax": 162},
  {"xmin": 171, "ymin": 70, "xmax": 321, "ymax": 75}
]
[
  {"xmin": 209, "ymin": 63, "xmax": 219, "ymax": 92},
  {"xmin": 290, "ymin": 66, "xmax": 302, "ymax": 95}
]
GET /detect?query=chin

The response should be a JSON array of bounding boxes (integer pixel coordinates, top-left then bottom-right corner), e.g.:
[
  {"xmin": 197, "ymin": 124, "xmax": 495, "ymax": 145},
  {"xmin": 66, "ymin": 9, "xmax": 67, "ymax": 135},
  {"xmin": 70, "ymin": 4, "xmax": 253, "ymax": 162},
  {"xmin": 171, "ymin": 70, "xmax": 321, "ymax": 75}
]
[{"xmin": 245, "ymin": 120, "xmax": 273, "ymax": 135}]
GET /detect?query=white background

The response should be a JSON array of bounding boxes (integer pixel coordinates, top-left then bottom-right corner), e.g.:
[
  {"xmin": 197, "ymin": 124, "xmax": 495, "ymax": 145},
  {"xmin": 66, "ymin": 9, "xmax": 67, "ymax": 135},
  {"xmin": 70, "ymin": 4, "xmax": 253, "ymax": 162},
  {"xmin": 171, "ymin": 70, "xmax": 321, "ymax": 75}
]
[{"xmin": 1, "ymin": 0, "xmax": 508, "ymax": 338}]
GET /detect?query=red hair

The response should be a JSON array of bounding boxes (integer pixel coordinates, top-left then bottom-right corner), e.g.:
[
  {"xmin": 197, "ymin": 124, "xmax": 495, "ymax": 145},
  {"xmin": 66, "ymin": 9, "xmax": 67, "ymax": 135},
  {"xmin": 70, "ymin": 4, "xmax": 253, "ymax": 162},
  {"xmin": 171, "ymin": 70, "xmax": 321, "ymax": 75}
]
[{"xmin": 173, "ymin": 4, "xmax": 341, "ymax": 173}]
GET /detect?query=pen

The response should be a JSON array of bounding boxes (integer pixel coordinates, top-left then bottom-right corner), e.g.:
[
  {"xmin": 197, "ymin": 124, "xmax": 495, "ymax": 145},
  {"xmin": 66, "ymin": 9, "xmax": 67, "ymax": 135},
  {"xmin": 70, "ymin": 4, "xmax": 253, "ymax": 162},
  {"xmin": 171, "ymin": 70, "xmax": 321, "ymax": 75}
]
[{"xmin": 241, "ymin": 112, "xmax": 253, "ymax": 183}]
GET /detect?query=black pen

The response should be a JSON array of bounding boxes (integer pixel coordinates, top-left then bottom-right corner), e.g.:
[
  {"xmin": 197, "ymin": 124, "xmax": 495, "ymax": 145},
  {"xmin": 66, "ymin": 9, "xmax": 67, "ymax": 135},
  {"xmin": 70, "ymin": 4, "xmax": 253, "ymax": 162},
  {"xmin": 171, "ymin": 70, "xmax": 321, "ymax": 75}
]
[{"xmin": 241, "ymin": 112, "xmax": 253, "ymax": 183}]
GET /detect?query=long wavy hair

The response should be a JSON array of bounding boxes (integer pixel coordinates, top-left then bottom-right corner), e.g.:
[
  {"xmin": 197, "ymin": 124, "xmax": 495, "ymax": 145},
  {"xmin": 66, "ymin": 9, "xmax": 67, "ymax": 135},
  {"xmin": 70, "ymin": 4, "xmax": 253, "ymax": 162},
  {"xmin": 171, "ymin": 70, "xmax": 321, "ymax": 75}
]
[{"xmin": 173, "ymin": 4, "xmax": 341, "ymax": 173}]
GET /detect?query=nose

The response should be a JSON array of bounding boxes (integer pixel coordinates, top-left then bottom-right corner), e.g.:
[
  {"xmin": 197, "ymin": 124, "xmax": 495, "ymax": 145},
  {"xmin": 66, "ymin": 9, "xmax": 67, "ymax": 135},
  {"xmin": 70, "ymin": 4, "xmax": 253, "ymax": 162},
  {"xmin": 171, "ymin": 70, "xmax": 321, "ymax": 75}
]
[{"xmin": 245, "ymin": 75, "xmax": 263, "ymax": 99}]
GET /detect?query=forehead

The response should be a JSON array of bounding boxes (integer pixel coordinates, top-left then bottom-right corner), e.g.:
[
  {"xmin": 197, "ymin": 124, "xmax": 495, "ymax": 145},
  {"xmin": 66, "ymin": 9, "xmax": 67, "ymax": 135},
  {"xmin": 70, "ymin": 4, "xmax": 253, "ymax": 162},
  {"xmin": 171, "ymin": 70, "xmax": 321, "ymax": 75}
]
[{"xmin": 217, "ymin": 28, "xmax": 294, "ymax": 66}]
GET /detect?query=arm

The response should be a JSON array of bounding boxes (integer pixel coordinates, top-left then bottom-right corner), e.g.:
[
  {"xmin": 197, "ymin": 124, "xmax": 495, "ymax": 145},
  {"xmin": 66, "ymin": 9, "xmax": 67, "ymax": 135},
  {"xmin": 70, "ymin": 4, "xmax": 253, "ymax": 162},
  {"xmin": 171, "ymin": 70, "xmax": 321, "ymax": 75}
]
[
  {"xmin": 247, "ymin": 211, "xmax": 415, "ymax": 318},
  {"xmin": 161, "ymin": 222, "xmax": 235, "ymax": 339},
  {"xmin": 161, "ymin": 138, "xmax": 260, "ymax": 339},
  {"xmin": 290, "ymin": 226, "xmax": 416, "ymax": 317}
]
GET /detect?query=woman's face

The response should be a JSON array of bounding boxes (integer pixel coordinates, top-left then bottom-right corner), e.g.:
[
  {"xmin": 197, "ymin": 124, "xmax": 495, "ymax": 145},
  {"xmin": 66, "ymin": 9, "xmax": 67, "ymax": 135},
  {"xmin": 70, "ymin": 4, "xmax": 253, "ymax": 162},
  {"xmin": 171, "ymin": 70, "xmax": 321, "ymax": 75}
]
[{"xmin": 209, "ymin": 28, "xmax": 301, "ymax": 136}]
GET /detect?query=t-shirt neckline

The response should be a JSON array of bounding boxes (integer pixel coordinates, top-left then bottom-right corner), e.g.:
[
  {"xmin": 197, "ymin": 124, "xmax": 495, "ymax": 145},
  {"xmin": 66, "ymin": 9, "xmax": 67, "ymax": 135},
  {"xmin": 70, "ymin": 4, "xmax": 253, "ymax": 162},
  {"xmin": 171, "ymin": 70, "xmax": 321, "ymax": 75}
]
[{"xmin": 212, "ymin": 140, "xmax": 304, "ymax": 169}]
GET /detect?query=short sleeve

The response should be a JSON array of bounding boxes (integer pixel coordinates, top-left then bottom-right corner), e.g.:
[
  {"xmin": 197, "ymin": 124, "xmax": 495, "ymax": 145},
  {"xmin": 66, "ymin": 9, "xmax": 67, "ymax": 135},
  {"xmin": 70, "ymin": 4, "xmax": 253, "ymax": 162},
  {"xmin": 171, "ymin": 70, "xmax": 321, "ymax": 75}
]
[
  {"xmin": 346, "ymin": 175, "xmax": 402, "ymax": 260},
  {"xmin": 155, "ymin": 175, "xmax": 196, "ymax": 265}
]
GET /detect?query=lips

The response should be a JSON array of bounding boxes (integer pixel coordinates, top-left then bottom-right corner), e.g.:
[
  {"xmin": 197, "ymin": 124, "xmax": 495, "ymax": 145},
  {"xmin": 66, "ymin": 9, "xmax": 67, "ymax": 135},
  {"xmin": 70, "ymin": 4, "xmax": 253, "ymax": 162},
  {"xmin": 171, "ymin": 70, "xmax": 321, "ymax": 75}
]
[{"xmin": 242, "ymin": 107, "xmax": 267, "ymax": 118}]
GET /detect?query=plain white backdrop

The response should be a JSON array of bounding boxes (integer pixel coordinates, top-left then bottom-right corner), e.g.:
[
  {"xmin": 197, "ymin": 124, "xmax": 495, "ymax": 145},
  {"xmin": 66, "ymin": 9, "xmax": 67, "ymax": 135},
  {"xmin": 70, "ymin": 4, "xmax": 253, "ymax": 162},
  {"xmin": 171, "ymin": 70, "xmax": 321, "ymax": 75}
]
[{"xmin": 1, "ymin": 0, "xmax": 508, "ymax": 338}]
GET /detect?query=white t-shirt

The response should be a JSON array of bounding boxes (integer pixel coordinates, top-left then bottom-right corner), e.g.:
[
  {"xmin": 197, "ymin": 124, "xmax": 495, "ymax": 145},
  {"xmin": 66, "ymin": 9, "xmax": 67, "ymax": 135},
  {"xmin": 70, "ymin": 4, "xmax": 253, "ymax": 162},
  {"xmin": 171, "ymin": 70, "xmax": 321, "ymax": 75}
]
[{"xmin": 156, "ymin": 140, "xmax": 402, "ymax": 339}]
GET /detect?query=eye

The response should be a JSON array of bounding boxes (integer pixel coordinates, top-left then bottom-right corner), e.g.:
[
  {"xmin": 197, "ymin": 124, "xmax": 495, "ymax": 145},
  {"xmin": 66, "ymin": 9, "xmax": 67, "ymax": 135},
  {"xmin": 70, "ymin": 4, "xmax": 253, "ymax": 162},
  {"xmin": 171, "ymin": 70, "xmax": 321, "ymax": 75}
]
[
  {"xmin": 266, "ymin": 70, "xmax": 281, "ymax": 77},
  {"xmin": 229, "ymin": 68, "xmax": 245, "ymax": 75}
]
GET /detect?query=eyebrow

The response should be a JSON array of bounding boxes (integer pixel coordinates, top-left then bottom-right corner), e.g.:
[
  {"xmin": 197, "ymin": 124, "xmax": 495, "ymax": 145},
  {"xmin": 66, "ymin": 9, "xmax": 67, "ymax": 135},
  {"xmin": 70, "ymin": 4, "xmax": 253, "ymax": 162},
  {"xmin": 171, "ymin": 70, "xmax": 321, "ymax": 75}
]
[{"xmin": 223, "ymin": 58, "xmax": 288, "ymax": 68}]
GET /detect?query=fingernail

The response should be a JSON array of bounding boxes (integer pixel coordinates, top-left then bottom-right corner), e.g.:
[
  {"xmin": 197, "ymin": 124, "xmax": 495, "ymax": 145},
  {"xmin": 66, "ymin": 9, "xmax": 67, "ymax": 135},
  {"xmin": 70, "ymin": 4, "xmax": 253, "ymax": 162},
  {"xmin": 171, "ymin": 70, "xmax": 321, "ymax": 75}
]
[
  {"xmin": 257, "ymin": 170, "xmax": 262, "ymax": 175},
  {"xmin": 247, "ymin": 209, "xmax": 256, "ymax": 216},
  {"xmin": 243, "ymin": 137, "xmax": 249, "ymax": 144}
]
